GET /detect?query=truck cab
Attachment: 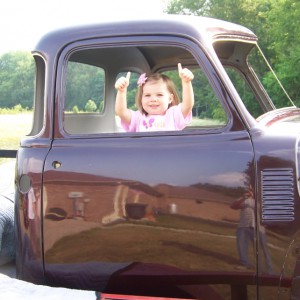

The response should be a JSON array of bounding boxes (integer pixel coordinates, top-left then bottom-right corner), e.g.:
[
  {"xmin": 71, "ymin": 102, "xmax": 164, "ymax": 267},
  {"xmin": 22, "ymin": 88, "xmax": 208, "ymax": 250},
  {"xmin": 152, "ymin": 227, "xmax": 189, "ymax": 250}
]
[{"xmin": 15, "ymin": 15, "xmax": 300, "ymax": 300}]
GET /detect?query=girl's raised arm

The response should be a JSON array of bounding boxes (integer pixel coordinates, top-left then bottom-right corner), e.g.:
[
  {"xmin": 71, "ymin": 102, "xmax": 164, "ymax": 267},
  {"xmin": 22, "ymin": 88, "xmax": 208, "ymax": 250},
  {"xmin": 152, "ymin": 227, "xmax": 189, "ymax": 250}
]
[
  {"xmin": 115, "ymin": 72, "xmax": 132, "ymax": 125},
  {"xmin": 178, "ymin": 63, "xmax": 194, "ymax": 118}
]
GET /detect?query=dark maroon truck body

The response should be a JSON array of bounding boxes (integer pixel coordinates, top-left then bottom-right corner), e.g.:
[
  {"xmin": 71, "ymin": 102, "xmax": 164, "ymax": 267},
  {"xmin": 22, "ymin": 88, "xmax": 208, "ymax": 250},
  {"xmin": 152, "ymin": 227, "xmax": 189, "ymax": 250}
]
[{"xmin": 15, "ymin": 15, "xmax": 300, "ymax": 300}]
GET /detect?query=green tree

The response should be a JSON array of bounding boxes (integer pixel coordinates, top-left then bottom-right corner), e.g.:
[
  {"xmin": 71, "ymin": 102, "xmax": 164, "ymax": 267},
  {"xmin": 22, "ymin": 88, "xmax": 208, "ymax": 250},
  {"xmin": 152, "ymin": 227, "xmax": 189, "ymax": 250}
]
[
  {"xmin": 167, "ymin": 0, "xmax": 208, "ymax": 15},
  {"xmin": 65, "ymin": 62, "xmax": 104, "ymax": 111},
  {"xmin": 0, "ymin": 51, "xmax": 34, "ymax": 108},
  {"xmin": 166, "ymin": 0, "xmax": 300, "ymax": 106},
  {"xmin": 72, "ymin": 105, "xmax": 79, "ymax": 113},
  {"xmin": 85, "ymin": 99, "xmax": 97, "ymax": 112},
  {"xmin": 263, "ymin": 0, "xmax": 300, "ymax": 104},
  {"xmin": 167, "ymin": 0, "xmax": 272, "ymax": 51}
]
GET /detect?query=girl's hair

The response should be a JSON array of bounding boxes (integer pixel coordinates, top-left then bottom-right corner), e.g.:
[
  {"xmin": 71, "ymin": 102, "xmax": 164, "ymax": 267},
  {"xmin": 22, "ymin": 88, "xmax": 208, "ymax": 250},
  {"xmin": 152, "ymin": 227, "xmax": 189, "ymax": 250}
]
[{"xmin": 135, "ymin": 73, "xmax": 180, "ymax": 114}]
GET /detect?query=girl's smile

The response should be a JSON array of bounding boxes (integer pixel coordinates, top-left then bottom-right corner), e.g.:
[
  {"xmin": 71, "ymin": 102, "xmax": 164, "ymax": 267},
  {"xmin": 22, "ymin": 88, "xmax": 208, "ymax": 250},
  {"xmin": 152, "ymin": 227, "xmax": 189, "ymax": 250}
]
[{"xmin": 141, "ymin": 79, "xmax": 173, "ymax": 115}]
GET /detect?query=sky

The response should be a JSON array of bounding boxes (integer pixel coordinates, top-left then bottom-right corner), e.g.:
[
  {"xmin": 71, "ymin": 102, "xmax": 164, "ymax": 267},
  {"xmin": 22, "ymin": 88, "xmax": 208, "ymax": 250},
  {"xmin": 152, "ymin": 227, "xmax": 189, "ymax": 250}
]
[{"xmin": 0, "ymin": 0, "xmax": 167, "ymax": 55}]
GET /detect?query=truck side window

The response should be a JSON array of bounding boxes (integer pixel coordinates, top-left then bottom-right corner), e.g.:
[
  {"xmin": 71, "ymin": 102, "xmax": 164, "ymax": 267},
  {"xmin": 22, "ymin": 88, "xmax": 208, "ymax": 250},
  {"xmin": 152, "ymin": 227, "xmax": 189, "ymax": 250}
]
[
  {"xmin": 63, "ymin": 45, "xmax": 228, "ymax": 135},
  {"xmin": 63, "ymin": 62, "xmax": 106, "ymax": 134},
  {"xmin": 116, "ymin": 67, "xmax": 228, "ymax": 131}
]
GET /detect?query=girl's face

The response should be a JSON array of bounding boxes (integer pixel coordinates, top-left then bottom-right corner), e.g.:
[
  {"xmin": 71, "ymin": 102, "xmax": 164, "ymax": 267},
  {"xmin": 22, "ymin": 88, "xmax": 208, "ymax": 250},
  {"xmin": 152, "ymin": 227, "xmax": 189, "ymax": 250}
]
[{"xmin": 141, "ymin": 79, "xmax": 174, "ymax": 115}]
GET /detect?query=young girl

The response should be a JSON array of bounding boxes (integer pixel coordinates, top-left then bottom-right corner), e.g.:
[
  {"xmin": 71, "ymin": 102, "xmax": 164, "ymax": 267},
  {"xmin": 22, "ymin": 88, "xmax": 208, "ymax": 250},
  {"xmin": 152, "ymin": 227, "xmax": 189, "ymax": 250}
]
[{"xmin": 115, "ymin": 63, "xmax": 194, "ymax": 132}]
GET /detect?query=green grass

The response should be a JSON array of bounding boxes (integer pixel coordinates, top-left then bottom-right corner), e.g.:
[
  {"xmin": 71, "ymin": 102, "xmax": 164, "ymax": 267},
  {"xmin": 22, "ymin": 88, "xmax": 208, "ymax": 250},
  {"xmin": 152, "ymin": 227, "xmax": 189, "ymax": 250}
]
[
  {"xmin": 188, "ymin": 117, "xmax": 226, "ymax": 128},
  {"xmin": 45, "ymin": 214, "xmax": 284, "ymax": 272},
  {"xmin": 0, "ymin": 113, "xmax": 32, "ymax": 164},
  {"xmin": 46, "ymin": 215, "xmax": 239, "ymax": 269}
]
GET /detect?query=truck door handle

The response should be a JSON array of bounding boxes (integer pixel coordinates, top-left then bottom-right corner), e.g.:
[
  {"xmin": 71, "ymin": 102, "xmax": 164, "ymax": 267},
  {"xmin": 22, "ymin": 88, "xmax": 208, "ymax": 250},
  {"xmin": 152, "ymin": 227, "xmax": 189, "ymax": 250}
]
[{"xmin": 52, "ymin": 161, "xmax": 62, "ymax": 169}]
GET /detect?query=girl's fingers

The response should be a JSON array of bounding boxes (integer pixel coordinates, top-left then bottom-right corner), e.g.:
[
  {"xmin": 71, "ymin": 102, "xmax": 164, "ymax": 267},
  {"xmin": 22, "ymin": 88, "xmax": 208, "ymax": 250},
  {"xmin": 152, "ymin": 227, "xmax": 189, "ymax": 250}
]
[
  {"xmin": 115, "ymin": 73, "xmax": 131, "ymax": 89},
  {"xmin": 179, "ymin": 63, "xmax": 194, "ymax": 81},
  {"xmin": 178, "ymin": 63, "xmax": 182, "ymax": 74}
]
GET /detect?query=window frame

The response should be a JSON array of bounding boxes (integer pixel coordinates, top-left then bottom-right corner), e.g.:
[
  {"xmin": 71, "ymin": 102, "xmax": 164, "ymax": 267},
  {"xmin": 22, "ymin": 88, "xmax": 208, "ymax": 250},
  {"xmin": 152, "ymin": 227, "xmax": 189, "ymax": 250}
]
[{"xmin": 55, "ymin": 35, "xmax": 234, "ymax": 138}]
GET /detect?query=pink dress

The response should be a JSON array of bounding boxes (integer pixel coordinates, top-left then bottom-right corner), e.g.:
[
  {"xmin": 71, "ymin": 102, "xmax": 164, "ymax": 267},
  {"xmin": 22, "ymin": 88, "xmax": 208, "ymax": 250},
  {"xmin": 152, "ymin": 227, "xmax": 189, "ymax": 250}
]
[{"xmin": 122, "ymin": 104, "xmax": 192, "ymax": 132}]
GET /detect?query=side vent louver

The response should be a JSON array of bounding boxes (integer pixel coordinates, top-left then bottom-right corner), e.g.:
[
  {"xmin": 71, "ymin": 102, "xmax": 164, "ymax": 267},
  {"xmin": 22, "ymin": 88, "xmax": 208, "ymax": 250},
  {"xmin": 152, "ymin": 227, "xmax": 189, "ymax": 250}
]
[{"xmin": 261, "ymin": 168, "xmax": 295, "ymax": 222}]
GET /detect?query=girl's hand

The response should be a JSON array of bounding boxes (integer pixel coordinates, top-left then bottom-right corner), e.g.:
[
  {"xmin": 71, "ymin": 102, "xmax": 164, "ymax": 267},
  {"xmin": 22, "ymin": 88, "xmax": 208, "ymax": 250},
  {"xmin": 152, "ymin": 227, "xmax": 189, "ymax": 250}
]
[
  {"xmin": 115, "ymin": 72, "xmax": 131, "ymax": 91},
  {"xmin": 178, "ymin": 63, "xmax": 194, "ymax": 82}
]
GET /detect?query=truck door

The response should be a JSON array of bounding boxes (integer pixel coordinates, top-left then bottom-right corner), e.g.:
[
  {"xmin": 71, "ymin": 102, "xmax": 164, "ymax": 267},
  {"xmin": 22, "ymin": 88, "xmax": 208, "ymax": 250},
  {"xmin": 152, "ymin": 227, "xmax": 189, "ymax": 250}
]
[{"xmin": 42, "ymin": 39, "xmax": 257, "ymax": 299}]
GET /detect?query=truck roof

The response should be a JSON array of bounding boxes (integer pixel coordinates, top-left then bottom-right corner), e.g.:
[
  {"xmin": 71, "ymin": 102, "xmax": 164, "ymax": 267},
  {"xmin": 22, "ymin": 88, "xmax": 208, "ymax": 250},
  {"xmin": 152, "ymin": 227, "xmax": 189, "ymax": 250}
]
[{"xmin": 33, "ymin": 14, "xmax": 257, "ymax": 56}]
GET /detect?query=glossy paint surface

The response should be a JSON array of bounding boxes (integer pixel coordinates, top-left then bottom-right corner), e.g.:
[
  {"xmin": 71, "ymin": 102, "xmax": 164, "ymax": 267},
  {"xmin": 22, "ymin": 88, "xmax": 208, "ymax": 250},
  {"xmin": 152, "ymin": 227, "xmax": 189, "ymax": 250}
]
[
  {"xmin": 41, "ymin": 131, "xmax": 256, "ymax": 297},
  {"xmin": 15, "ymin": 15, "xmax": 300, "ymax": 300}
]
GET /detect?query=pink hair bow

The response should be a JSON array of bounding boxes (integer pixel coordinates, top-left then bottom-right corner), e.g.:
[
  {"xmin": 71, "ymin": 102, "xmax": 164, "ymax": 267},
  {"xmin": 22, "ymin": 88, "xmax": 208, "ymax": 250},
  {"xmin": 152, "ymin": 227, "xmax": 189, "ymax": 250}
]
[{"xmin": 137, "ymin": 73, "xmax": 148, "ymax": 87}]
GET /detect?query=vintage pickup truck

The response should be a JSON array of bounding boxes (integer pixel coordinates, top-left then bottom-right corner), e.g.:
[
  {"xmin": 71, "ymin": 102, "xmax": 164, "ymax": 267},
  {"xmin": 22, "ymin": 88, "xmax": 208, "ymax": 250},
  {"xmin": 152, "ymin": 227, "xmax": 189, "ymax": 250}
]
[{"xmin": 15, "ymin": 15, "xmax": 300, "ymax": 300}]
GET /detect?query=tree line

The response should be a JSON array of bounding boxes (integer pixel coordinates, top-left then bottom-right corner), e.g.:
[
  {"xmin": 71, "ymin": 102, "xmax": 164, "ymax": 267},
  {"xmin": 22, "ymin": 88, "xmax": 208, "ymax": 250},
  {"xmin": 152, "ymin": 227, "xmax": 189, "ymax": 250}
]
[
  {"xmin": 167, "ymin": 0, "xmax": 300, "ymax": 104},
  {"xmin": 0, "ymin": 0, "xmax": 299, "ymax": 110}
]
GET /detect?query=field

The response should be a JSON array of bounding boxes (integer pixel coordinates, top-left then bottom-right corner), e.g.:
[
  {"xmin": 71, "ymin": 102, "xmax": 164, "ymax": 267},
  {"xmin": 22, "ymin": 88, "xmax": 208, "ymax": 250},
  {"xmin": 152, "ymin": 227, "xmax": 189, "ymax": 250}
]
[
  {"xmin": 0, "ymin": 113, "xmax": 32, "ymax": 164},
  {"xmin": 0, "ymin": 114, "xmax": 222, "ymax": 157}
]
